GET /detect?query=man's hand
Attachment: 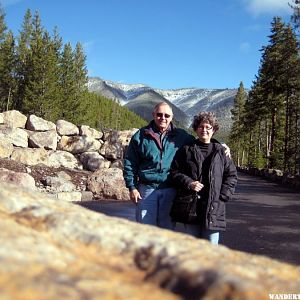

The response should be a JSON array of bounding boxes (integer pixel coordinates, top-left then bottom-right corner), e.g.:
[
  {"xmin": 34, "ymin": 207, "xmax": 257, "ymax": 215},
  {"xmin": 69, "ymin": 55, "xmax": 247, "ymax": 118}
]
[
  {"xmin": 129, "ymin": 189, "xmax": 142, "ymax": 204},
  {"xmin": 221, "ymin": 143, "xmax": 231, "ymax": 158}
]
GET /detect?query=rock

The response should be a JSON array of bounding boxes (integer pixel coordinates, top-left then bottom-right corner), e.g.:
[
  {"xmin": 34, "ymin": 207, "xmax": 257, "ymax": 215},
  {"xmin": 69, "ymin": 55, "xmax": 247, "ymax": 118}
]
[
  {"xmin": 87, "ymin": 167, "xmax": 129, "ymax": 200},
  {"xmin": 0, "ymin": 125, "xmax": 28, "ymax": 147},
  {"xmin": 0, "ymin": 168, "xmax": 36, "ymax": 190},
  {"xmin": 99, "ymin": 141, "xmax": 123, "ymax": 160},
  {"xmin": 1, "ymin": 110, "xmax": 27, "ymax": 128},
  {"xmin": 11, "ymin": 148, "xmax": 49, "ymax": 165},
  {"xmin": 0, "ymin": 113, "xmax": 3, "ymax": 124},
  {"xmin": 58, "ymin": 136, "xmax": 101, "ymax": 154},
  {"xmin": 79, "ymin": 125, "xmax": 103, "ymax": 139},
  {"xmin": 80, "ymin": 191, "xmax": 94, "ymax": 201},
  {"xmin": 56, "ymin": 119, "xmax": 79, "ymax": 136},
  {"xmin": 0, "ymin": 138, "xmax": 13, "ymax": 158},
  {"xmin": 42, "ymin": 175, "xmax": 77, "ymax": 193},
  {"xmin": 79, "ymin": 152, "xmax": 110, "ymax": 171},
  {"xmin": 0, "ymin": 183, "xmax": 299, "ymax": 300},
  {"xmin": 56, "ymin": 191, "xmax": 82, "ymax": 202},
  {"xmin": 47, "ymin": 150, "xmax": 81, "ymax": 169},
  {"xmin": 28, "ymin": 130, "xmax": 58, "ymax": 150},
  {"xmin": 110, "ymin": 159, "xmax": 123, "ymax": 169},
  {"xmin": 26, "ymin": 114, "xmax": 56, "ymax": 131}
]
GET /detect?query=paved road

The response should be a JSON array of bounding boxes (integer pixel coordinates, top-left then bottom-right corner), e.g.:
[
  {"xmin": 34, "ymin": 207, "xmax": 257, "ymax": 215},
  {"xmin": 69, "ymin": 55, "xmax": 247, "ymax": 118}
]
[{"xmin": 79, "ymin": 172, "xmax": 300, "ymax": 266}]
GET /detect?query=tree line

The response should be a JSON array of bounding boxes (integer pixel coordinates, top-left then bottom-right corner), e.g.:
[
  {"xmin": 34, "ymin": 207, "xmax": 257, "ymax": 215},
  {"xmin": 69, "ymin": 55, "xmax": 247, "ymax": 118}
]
[
  {"xmin": 0, "ymin": 8, "xmax": 146, "ymax": 130},
  {"xmin": 229, "ymin": 13, "xmax": 300, "ymax": 174}
]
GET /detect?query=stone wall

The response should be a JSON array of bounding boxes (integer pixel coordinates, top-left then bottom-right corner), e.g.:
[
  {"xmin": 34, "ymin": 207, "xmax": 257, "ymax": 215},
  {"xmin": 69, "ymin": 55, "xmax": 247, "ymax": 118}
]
[
  {"xmin": 238, "ymin": 166, "xmax": 300, "ymax": 190},
  {"xmin": 0, "ymin": 110, "xmax": 137, "ymax": 201},
  {"xmin": 0, "ymin": 182, "xmax": 299, "ymax": 300}
]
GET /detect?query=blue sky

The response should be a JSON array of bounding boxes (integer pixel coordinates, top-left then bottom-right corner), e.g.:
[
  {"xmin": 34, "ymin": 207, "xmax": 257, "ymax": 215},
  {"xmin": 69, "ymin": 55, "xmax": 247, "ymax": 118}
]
[{"xmin": 1, "ymin": 0, "xmax": 293, "ymax": 90}]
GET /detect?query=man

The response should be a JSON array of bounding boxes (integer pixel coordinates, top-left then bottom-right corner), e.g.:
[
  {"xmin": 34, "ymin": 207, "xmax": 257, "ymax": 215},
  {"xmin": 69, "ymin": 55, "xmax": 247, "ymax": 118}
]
[
  {"xmin": 123, "ymin": 102, "xmax": 194, "ymax": 229},
  {"xmin": 123, "ymin": 102, "xmax": 230, "ymax": 229}
]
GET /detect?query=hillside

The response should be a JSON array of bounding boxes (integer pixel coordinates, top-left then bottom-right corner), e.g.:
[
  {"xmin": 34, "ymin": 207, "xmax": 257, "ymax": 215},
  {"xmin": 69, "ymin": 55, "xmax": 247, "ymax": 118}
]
[{"xmin": 88, "ymin": 77, "xmax": 238, "ymax": 134}]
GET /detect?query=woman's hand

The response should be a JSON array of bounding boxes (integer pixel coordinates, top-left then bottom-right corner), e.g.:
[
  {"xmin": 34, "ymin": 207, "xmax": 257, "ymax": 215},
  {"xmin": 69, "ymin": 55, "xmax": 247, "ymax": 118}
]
[{"xmin": 188, "ymin": 181, "xmax": 204, "ymax": 192}]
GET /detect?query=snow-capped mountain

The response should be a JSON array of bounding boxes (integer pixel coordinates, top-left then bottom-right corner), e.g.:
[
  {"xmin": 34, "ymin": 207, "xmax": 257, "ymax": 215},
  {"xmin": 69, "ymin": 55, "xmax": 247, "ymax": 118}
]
[{"xmin": 88, "ymin": 77, "xmax": 238, "ymax": 130}]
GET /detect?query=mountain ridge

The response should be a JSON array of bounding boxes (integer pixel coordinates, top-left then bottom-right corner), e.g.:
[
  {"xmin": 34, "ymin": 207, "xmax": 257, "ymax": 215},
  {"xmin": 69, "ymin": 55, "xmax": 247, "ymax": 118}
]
[{"xmin": 88, "ymin": 76, "xmax": 238, "ymax": 132}]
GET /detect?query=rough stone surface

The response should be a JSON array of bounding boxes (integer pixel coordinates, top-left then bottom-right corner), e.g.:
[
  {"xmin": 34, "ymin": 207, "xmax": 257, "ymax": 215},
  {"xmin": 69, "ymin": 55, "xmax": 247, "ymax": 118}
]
[
  {"xmin": 56, "ymin": 119, "xmax": 79, "ymax": 136},
  {"xmin": 28, "ymin": 130, "xmax": 58, "ymax": 150},
  {"xmin": 11, "ymin": 148, "xmax": 49, "ymax": 165},
  {"xmin": 0, "ymin": 168, "xmax": 36, "ymax": 190},
  {"xmin": 79, "ymin": 151, "xmax": 110, "ymax": 171},
  {"xmin": 1, "ymin": 110, "xmax": 27, "ymax": 128},
  {"xmin": 47, "ymin": 150, "xmax": 81, "ymax": 169},
  {"xmin": 0, "ymin": 138, "xmax": 13, "ymax": 158},
  {"xmin": 0, "ymin": 125, "xmax": 28, "ymax": 147},
  {"xmin": 58, "ymin": 135, "xmax": 101, "ymax": 154},
  {"xmin": 79, "ymin": 125, "xmax": 103, "ymax": 139},
  {"xmin": 0, "ymin": 182, "xmax": 299, "ymax": 300},
  {"xmin": 87, "ymin": 167, "xmax": 130, "ymax": 200},
  {"xmin": 26, "ymin": 114, "xmax": 56, "ymax": 131}
]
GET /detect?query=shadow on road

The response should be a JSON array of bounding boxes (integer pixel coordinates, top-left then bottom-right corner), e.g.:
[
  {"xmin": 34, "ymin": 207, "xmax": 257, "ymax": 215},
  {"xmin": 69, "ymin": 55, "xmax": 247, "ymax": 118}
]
[{"xmin": 78, "ymin": 172, "xmax": 300, "ymax": 266}]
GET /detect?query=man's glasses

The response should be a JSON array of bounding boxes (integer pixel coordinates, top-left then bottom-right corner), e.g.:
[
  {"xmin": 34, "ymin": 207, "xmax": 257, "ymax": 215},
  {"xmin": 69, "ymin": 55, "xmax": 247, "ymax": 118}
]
[{"xmin": 156, "ymin": 113, "xmax": 171, "ymax": 118}]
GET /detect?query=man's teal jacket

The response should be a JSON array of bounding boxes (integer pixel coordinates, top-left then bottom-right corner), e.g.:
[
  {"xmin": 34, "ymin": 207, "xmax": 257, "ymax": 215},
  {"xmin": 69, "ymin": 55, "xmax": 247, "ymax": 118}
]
[{"xmin": 123, "ymin": 121, "xmax": 195, "ymax": 190}]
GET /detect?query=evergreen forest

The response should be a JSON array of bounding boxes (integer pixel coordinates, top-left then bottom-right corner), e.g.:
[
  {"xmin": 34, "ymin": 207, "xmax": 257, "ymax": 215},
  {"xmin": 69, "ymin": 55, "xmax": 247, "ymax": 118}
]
[
  {"xmin": 229, "ymin": 7, "xmax": 300, "ymax": 174},
  {"xmin": 1, "ymin": 4, "xmax": 300, "ymax": 175},
  {"xmin": 0, "ymin": 8, "xmax": 146, "ymax": 130}
]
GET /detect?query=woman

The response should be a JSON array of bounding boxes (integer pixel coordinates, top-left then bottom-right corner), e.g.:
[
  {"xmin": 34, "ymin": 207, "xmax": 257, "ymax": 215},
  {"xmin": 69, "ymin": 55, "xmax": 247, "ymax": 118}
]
[{"xmin": 170, "ymin": 112, "xmax": 237, "ymax": 244}]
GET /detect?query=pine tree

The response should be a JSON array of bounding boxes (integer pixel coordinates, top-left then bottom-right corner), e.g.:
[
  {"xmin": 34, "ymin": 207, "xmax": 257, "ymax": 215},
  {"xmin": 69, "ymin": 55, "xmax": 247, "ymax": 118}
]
[
  {"xmin": 0, "ymin": 30, "xmax": 17, "ymax": 111},
  {"xmin": 257, "ymin": 17, "xmax": 287, "ymax": 168},
  {"xmin": 15, "ymin": 9, "xmax": 32, "ymax": 110},
  {"xmin": 229, "ymin": 81, "xmax": 247, "ymax": 165},
  {"xmin": 0, "ymin": 5, "xmax": 7, "ymax": 43},
  {"xmin": 290, "ymin": 0, "xmax": 300, "ymax": 37},
  {"xmin": 72, "ymin": 42, "xmax": 88, "ymax": 123},
  {"xmin": 241, "ymin": 17, "xmax": 300, "ymax": 173},
  {"xmin": 59, "ymin": 42, "xmax": 76, "ymax": 121}
]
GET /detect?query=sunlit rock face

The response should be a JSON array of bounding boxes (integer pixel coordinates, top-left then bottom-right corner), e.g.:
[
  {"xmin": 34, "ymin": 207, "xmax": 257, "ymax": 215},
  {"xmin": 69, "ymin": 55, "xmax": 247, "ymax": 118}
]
[{"xmin": 0, "ymin": 182, "xmax": 299, "ymax": 300}]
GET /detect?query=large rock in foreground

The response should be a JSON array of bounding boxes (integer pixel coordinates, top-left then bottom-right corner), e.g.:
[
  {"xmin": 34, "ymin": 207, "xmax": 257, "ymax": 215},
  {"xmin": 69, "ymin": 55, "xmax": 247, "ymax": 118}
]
[{"xmin": 0, "ymin": 182, "xmax": 299, "ymax": 299}]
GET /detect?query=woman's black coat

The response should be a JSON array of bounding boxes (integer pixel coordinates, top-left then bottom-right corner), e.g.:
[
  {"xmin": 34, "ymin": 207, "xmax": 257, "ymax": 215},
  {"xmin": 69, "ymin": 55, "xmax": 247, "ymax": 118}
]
[{"xmin": 170, "ymin": 141, "xmax": 237, "ymax": 231}]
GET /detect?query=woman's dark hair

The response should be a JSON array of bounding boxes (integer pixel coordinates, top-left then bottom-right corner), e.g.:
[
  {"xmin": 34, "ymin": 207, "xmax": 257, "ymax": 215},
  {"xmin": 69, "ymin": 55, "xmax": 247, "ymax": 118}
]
[{"xmin": 192, "ymin": 111, "xmax": 219, "ymax": 132}]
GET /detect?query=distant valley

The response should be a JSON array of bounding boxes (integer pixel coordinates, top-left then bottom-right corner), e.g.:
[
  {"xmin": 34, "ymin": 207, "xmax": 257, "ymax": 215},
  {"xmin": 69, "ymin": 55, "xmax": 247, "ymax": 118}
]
[{"xmin": 88, "ymin": 77, "xmax": 238, "ymax": 134}]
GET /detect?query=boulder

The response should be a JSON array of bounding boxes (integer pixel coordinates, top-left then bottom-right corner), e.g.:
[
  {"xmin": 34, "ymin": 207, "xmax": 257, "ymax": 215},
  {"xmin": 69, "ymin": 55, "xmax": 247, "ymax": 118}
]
[
  {"xmin": 42, "ymin": 175, "xmax": 77, "ymax": 193},
  {"xmin": 47, "ymin": 150, "xmax": 81, "ymax": 169},
  {"xmin": 26, "ymin": 114, "xmax": 56, "ymax": 131},
  {"xmin": 99, "ymin": 141, "xmax": 123, "ymax": 160},
  {"xmin": 28, "ymin": 130, "xmax": 58, "ymax": 150},
  {"xmin": 79, "ymin": 152, "xmax": 110, "ymax": 171},
  {"xmin": 79, "ymin": 125, "xmax": 103, "ymax": 139},
  {"xmin": 11, "ymin": 148, "xmax": 49, "ymax": 166},
  {"xmin": 56, "ymin": 119, "xmax": 79, "ymax": 136},
  {"xmin": 0, "ymin": 183, "xmax": 299, "ymax": 300},
  {"xmin": 0, "ymin": 138, "xmax": 13, "ymax": 158},
  {"xmin": 87, "ymin": 167, "xmax": 129, "ymax": 200},
  {"xmin": 1, "ymin": 110, "xmax": 27, "ymax": 128},
  {"xmin": 58, "ymin": 136, "xmax": 101, "ymax": 154},
  {"xmin": 0, "ymin": 125, "xmax": 28, "ymax": 147},
  {"xmin": 0, "ymin": 168, "xmax": 36, "ymax": 190}
]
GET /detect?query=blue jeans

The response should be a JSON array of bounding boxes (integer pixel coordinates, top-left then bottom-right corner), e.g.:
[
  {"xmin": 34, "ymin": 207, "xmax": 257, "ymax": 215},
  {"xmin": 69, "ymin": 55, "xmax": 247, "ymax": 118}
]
[
  {"xmin": 136, "ymin": 184, "xmax": 176, "ymax": 229},
  {"xmin": 177, "ymin": 224, "xmax": 220, "ymax": 245}
]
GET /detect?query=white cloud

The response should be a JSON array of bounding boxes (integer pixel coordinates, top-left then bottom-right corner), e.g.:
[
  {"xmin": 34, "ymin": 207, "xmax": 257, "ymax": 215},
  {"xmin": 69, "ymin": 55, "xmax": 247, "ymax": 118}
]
[{"xmin": 245, "ymin": 0, "xmax": 292, "ymax": 16}]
